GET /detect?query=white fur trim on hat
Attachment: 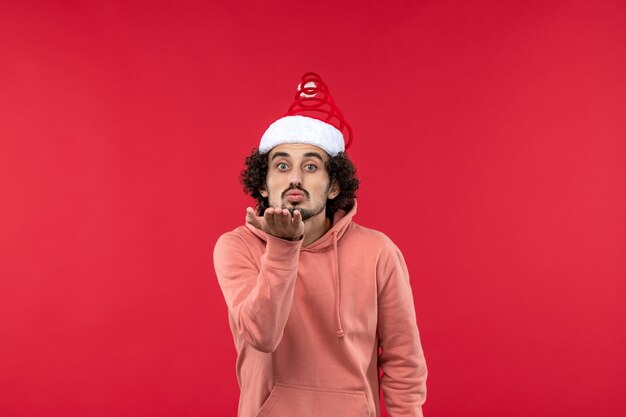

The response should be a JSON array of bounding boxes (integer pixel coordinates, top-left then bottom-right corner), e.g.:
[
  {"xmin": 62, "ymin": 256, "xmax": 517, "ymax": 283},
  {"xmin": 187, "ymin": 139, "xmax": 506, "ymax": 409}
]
[{"xmin": 259, "ymin": 115, "xmax": 345, "ymax": 156}]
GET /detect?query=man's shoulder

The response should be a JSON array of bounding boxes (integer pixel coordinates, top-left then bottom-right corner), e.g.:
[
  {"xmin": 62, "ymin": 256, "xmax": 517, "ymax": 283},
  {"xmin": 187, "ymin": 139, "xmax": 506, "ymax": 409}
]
[
  {"xmin": 347, "ymin": 221, "xmax": 399, "ymax": 251},
  {"xmin": 214, "ymin": 224, "xmax": 261, "ymax": 251},
  {"xmin": 218, "ymin": 224, "xmax": 251, "ymax": 239}
]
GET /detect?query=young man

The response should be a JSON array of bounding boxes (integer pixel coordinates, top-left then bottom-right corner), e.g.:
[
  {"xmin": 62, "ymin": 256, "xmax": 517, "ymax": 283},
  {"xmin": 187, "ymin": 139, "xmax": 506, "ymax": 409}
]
[{"xmin": 213, "ymin": 73, "xmax": 427, "ymax": 417}]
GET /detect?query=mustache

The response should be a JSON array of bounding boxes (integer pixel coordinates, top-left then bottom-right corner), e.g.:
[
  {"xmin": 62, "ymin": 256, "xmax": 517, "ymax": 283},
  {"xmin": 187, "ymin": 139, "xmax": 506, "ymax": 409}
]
[{"xmin": 281, "ymin": 185, "xmax": 310, "ymax": 199}]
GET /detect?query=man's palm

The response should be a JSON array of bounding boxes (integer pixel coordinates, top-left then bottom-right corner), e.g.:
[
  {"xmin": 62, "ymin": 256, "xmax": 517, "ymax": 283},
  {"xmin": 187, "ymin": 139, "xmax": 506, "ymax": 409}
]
[{"xmin": 246, "ymin": 207, "xmax": 304, "ymax": 240}]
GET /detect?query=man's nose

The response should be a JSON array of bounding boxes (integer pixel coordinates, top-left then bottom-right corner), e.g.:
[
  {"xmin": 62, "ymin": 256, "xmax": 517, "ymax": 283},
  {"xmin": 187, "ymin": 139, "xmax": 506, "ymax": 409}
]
[{"xmin": 288, "ymin": 168, "xmax": 303, "ymax": 187}]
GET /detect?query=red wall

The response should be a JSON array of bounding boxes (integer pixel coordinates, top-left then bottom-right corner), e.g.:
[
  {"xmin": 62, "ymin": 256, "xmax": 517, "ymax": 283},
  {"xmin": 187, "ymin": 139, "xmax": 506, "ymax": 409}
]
[{"xmin": 1, "ymin": 1, "xmax": 624, "ymax": 416}]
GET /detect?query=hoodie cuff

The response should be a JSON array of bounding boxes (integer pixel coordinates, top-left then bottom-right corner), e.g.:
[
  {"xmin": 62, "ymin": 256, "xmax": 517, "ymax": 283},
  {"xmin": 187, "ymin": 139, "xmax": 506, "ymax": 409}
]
[{"xmin": 263, "ymin": 233, "xmax": 303, "ymax": 269}]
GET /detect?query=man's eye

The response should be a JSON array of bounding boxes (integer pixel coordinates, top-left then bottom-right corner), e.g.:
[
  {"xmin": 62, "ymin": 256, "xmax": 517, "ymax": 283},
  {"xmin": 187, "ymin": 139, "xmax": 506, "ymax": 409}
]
[
  {"xmin": 277, "ymin": 163, "xmax": 289, "ymax": 170},
  {"xmin": 304, "ymin": 164, "xmax": 317, "ymax": 172}
]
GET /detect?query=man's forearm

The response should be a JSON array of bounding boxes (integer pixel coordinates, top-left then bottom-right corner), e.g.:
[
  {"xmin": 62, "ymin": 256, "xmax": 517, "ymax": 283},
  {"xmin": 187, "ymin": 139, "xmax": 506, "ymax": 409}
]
[{"xmin": 214, "ymin": 232, "xmax": 302, "ymax": 352}]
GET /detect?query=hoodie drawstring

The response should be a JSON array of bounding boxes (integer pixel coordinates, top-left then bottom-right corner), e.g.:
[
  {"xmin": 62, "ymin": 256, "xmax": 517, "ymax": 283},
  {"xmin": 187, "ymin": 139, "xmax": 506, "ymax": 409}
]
[{"xmin": 332, "ymin": 230, "xmax": 345, "ymax": 338}]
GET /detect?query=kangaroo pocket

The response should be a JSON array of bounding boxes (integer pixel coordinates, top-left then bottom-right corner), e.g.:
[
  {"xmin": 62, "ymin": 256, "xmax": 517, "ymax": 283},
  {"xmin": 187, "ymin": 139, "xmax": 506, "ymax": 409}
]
[{"xmin": 255, "ymin": 382, "xmax": 370, "ymax": 417}]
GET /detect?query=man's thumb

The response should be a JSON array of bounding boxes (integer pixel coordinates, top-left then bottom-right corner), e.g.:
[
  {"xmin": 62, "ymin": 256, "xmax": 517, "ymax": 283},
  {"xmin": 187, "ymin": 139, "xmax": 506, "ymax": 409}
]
[{"xmin": 245, "ymin": 207, "xmax": 261, "ymax": 228}]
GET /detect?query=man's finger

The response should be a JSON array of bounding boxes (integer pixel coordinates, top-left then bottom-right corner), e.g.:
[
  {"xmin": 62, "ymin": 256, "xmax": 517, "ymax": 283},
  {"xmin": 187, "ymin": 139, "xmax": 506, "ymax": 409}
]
[
  {"xmin": 245, "ymin": 207, "xmax": 263, "ymax": 229},
  {"xmin": 264, "ymin": 207, "xmax": 276, "ymax": 227},
  {"xmin": 274, "ymin": 208, "xmax": 288, "ymax": 225},
  {"xmin": 292, "ymin": 209, "xmax": 302, "ymax": 225},
  {"xmin": 245, "ymin": 207, "xmax": 256, "ymax": 223}
]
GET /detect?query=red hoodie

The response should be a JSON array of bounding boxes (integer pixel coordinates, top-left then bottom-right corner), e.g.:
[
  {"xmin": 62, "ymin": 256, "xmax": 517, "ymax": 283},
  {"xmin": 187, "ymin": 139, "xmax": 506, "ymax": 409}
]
[{"xmin": 213, "ymin": 201, "xmax": 427, "ymax": 416}]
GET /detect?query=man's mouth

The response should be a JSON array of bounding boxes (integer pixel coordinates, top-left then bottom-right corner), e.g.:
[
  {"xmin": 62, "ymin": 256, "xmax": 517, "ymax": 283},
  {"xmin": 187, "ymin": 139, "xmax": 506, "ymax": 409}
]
[
  {"xmin": 285, "ymin": 190, "xmax": 305, "ymax": 203},
  {"xmin": 282, "ymin": 187, "xmax": 308, "ymax": 203}
]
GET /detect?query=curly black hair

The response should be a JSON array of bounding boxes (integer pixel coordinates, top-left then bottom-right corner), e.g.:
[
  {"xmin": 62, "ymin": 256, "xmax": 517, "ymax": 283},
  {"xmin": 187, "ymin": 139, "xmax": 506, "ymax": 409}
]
[{"xmin": 240, "ymin": 148, "xmax": 359, "ymax": 218}]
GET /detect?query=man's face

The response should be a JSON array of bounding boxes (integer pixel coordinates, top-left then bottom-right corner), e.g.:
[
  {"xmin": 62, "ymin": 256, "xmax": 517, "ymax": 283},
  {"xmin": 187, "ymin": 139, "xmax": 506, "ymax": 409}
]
[{"xmin": 261, "ymin": 144, "xmax": 339, "ymax": 221}]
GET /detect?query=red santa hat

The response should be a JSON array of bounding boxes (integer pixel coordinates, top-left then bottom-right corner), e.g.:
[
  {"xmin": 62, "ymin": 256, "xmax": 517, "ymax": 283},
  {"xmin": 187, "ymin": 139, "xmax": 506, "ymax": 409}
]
[{"xmin": 259, "ymin": 72, "xmax": 353, "ymax": 156}]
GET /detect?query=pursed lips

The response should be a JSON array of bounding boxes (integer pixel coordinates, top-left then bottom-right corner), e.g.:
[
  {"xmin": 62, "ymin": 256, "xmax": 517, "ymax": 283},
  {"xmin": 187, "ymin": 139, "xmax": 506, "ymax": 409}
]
[
  {"xmin": 282, "ymin": 187, "xmax": 309, "ymax": 203},
  {"xmin": 282, "ymin": 187, "xmax": 309, "ymax": 199}
]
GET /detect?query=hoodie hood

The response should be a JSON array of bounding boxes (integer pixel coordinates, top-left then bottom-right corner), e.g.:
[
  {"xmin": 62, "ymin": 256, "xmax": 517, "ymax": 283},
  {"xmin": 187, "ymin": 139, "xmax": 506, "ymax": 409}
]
[{"xmin": 244, "ymin": 200, "xmax": 358, "ymax": 337}]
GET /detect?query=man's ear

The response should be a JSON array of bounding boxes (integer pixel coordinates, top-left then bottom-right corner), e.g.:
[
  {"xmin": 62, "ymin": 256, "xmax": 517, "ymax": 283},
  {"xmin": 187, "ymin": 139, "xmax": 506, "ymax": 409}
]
[
  {"xmin": 259, "ymin": 184, "xmax": 268, "ymax": 198},
  {"xmin": 328, "ymin": 181, "xmax": 340, "ymax": 200}
]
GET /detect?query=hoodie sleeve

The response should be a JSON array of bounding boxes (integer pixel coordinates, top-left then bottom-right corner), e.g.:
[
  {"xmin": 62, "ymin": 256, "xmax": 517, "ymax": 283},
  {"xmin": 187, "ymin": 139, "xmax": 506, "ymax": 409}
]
[
  {"xmin": 377, "ymin": 241, "xmax": 428, "ymax": 417},
  {"xmin": 213, "ymin": 231, "xmax": 302, "ymax": 353}
]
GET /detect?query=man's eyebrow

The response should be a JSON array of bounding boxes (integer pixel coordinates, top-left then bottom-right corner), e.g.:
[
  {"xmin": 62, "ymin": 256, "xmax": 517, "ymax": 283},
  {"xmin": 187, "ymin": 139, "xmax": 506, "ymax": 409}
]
[
  {"xmin": 270, "ymin": 152, "xmax": 290, "ymax": 161},
  {"xmin": 303, "ymin": 152, "xmax": 324, "ymax": 161}
]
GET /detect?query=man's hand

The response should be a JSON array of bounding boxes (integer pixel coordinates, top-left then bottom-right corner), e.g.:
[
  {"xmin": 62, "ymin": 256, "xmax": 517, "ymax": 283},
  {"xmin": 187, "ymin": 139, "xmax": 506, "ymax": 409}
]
[{"xmin": 246, "ymin": 207, "xmax": 304, "ymax": 241}]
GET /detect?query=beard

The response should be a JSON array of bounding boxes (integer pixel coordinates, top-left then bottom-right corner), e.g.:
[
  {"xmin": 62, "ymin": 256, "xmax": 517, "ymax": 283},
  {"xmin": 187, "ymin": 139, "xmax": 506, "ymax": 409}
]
[{"xmin": 284, "ymin": 201, "xmax": 326, "ymax": 221}]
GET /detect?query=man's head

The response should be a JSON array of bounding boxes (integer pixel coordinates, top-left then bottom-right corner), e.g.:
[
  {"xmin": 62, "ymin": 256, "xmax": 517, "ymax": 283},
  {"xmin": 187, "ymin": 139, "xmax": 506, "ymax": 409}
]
[
  {"xmin": 241, "ymin": 72, "xmax": 358, "ymax": 219},
  {"xmin": 241, "ymin": 144, "xmax": 358, "ymax": 220},
  {"xmin": 262, "ymin": 143, "xmax": 338, "ymax": 220}
]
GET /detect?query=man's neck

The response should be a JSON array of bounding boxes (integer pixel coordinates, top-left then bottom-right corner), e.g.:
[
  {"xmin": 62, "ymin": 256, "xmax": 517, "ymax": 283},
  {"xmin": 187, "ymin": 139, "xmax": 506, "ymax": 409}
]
[{"xmin": 302, "ymin": 211, "xmax": 332, "ymax": 246}]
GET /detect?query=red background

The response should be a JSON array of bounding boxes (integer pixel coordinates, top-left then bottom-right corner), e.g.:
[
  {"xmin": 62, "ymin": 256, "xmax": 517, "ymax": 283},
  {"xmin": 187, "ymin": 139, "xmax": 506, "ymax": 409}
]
[{"xmin": 1, "ymin": 1, "xmax": 624, "ymax": 416}]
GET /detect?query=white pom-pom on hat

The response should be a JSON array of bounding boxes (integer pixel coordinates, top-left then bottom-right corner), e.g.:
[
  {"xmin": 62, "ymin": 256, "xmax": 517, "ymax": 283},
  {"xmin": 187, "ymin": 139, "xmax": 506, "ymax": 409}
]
[{"xmin": 297, "ymin": 81, "xmax": 317, "ymax": 98}]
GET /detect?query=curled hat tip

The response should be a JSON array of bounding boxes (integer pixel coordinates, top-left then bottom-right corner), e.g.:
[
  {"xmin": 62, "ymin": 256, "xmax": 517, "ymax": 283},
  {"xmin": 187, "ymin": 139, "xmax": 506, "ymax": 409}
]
[
  {"xmin": 286, "ymin": 72, "xmax": 354, "ymax": 150},
  {"xmin": 297, "ymin": 81, "xmax": 319, "ymax": 98}
]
